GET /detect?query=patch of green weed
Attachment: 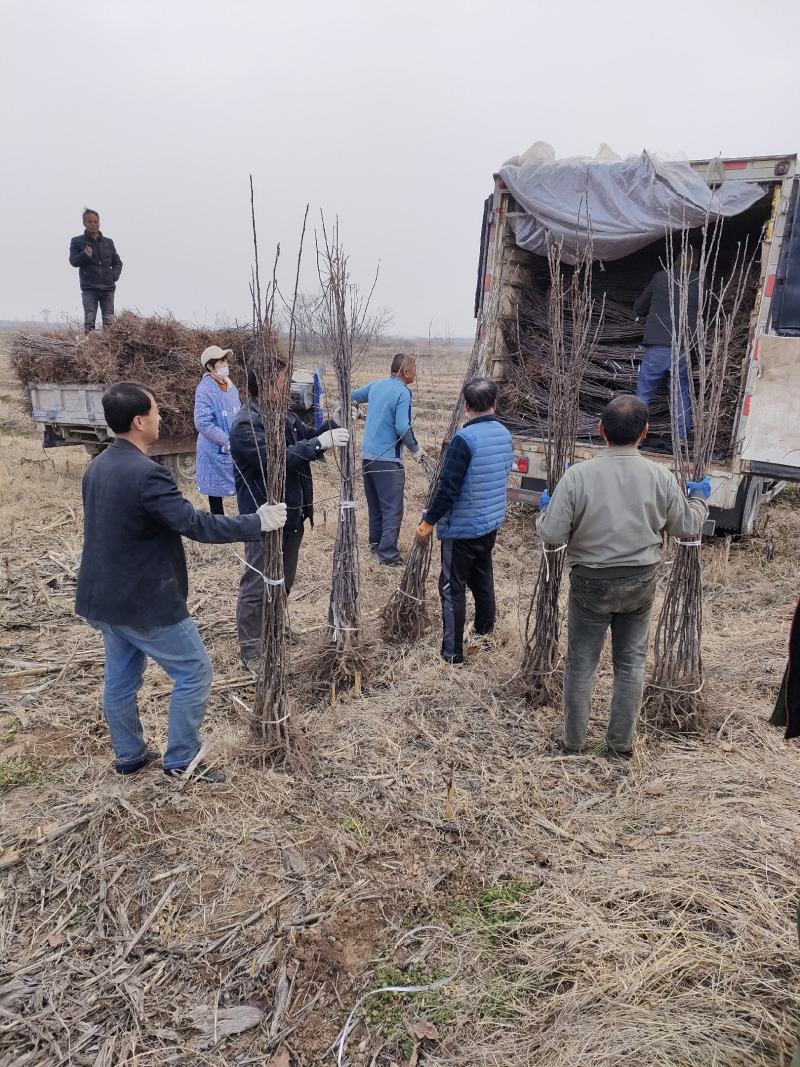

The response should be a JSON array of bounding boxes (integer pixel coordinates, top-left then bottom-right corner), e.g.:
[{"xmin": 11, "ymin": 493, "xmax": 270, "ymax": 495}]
[
  {"xmin": 0, "ymin": 756, "xmax": 46, "ymax": 789},
  {"xmin": 0, "ymin": 715, "xmax": 18, "ymax": 742},
  {"xmin": 446, "ymin": 879, "xmax": 537, "ymax": 943},
  {"xmin": 362, "ymin": 962, "xmax": 455, "ymax": 1057},
  {"xmin": 340, "ymin": 813, "xmax": 373, "ymax": 843}
]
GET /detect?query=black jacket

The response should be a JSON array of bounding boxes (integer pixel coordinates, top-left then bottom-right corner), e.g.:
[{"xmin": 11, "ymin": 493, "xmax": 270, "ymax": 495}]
[
  {"xmin": 69, "ymin": 231, "xmax": 123, "ymax": 291},
  {"xmin": 75, "ymin": 439, "xmax": 261, "ymax": 627},
  {"xmin": 633, "ymin": 269, "xmax": 700, "ymax": 347},
  {"xmin": 230, "ymin": 402, "xmax": 333, "ymax": 530}
]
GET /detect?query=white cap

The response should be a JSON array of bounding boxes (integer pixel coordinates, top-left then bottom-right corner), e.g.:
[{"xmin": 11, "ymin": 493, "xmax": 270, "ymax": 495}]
[{"xmin": 200, "ymin": 345, "xmax": 233, "ymax": 370}]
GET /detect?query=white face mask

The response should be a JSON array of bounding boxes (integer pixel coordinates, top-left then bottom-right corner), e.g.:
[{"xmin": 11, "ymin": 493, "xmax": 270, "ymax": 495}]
[{"xmin": 214, "ymin": 364, "xmax": 230, "ymax": 380}]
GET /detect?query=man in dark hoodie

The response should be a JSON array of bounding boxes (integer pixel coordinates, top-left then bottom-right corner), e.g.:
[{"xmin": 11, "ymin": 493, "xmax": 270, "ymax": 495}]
[
  {"xmin": 633, "ymin": 249, "xmax": 699, "ymax": 438},
  {"xmin": 229, "ymin": 364, "xmax": 349, "ymax": 670},
  {"xmin": 69, "ymin": 208, "xmax": 123, "ymax": 333}
]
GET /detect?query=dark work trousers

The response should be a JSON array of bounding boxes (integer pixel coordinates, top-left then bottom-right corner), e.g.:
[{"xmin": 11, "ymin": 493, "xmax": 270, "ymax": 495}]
[
  {"xmin": 82, "ymin": 289, "xmax": 115, "ymax": 333},
  {"xmin": 362, "ymin": 459, "xmax": 405, "ymax": 562},
  {"xmin": 236, "ymin": 525, "xmax": 305, "ymax": 661},
  {"xmin": 438, "ymin": 530, "xmax": 497, "ymax": 664},
  {"xmin": 563, "ymin": 570, "xmax": 657, "ymax": 754},
  {"xmin": 208, "ymin": 496, "xmax": 224, "ymax": 515}
]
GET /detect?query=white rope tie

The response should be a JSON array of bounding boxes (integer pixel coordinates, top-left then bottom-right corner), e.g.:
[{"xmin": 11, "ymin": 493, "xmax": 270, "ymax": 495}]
[
  {"xmin": 230, "ymin": 692, "xmax": 291, "ymax": 726},
  {"xmin": 648, "ymin": 679, "xmax": 704, "ymax": 696},
  {"xmin": 674, "ymin": 538, "xmax": 702, "ymax": 547},
  {"xmin": 232, "ymin": 553, "xmax": 285, "ymax": 599},
  {"xmin": 396, "ymin": 587, "xmax": 423, "ymax": 603},
  {"xmin": 338, "ymin": 500, "xmax": 357, "ymax": 519},
  {"xmin": 541, "ymin": 542, "xmax": 568, "ymax": 582}
]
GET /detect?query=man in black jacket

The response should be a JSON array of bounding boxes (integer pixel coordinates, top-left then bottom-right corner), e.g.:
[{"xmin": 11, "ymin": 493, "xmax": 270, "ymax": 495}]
[
  {"xmin": 75, "ymin": 382, "xmax": 287, "ymax": 782},
  {"xmin": 633, "ymin": 250, "xmax": 700, "ymax": 438},
  {"xmin": 230, "ymin": 365, "xmax": 348, "ymax": 670},
  {"xmin": 69, "ymin": 208, "xmax": 123, "ymax": 333}
]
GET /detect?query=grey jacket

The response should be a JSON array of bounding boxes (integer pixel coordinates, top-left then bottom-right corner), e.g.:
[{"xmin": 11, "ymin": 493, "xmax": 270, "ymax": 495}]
[{"xmin": 536, "ymin": 447, "xmax": 708, "ymax": 571}]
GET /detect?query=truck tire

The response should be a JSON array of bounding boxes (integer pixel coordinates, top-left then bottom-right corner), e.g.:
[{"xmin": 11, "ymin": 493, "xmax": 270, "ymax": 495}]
[
  {"xmin": 712, "ymin": 476, "xmax": 764, "ymax": 537},
  {"xmin": 157, "ymin": 452, "xmax": 197, "ymax": 489},
  {"xmin": 84, "ymin": 443, "xmax": 108, "ymax": 458}
]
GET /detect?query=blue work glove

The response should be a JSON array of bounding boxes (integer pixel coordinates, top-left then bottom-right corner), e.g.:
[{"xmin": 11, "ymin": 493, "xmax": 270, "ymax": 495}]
[
  {"xmin": 539, "ymin": 488, "xmax": 551, "ymax": 510},
  {"xmin": 686, "ymin": 476, "xmax": 712, "ymax": 499}
]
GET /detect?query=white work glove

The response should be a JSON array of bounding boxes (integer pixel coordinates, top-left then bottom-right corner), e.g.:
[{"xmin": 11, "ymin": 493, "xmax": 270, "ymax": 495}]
[
  {"xmin": 317, "ymin": 428, "xmax": 350, "ymax": 450},
  {"xmin": 411, "ymin": 446, "xmax": 426, "ymax": 464},
  {"xmin": 257, "ymin": 502, "xmax": 287, "ymax": 532}
]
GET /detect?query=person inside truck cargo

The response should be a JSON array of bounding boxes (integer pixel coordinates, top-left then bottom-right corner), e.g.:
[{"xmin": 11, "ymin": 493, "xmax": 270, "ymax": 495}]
[
  {"xmin": 352, "ymin": 353, "xmax": 427, "ymax": 566},
  {"xmin": 68, "ymin": 209, "xmax": 123, "ymax": 334},
  {"xmin": 230, "ymin": 363, "xmax": 349, "ymax": 673},
  {"xmin": 633, "ymin": 249, "xmax": 699, "ymax": 439},
  {"xmin": 194, "ymin": 346, "xmax": 241, "ymax": 514},
  {"xmin": 537, "ymin": 394, "xmax": 711, "ymax": 758},
  {"xmin": 416, "ymin": 377, "xmax": 513, "ymax": 665},
  {"xmin": 75, "ymin": 382, "xmax": 287, "ymax": 783}
]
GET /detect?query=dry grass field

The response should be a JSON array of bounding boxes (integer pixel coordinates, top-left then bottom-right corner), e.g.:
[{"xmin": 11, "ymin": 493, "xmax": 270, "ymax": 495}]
[{"xmin": 2, "ymin": 341, "xmax": 800, "ymax": 1066}]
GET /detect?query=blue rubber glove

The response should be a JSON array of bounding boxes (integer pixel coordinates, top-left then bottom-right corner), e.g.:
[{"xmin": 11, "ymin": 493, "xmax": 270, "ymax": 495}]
[
  {"xmin": 539, "ymin": 488, "xmax": 551, "ymax": 510},
  {"xmin": 686, "ymin": 476, "xmax": 712, "ymax": 499}
]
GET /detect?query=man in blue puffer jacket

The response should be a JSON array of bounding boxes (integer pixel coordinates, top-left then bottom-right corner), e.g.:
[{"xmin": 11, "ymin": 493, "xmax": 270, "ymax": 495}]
[{"xmin": 416, "ymin": 377, "xmax": 512, "ymax": 664}]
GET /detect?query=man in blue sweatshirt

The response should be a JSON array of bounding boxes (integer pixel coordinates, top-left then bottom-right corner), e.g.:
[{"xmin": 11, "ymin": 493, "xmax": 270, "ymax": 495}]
[
  {"xmin": 352, "ymin": 354, "xmax": 426, "ymax": 565},
  {"xmin": 416, "ymin": 377, "xmax": 513, "ymax": 664}
]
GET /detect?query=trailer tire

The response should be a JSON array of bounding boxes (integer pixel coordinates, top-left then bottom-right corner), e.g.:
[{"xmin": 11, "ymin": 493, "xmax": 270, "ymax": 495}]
[{"xmin": 157, "ymin": 452, "xmax": 197, "ymax": 488}]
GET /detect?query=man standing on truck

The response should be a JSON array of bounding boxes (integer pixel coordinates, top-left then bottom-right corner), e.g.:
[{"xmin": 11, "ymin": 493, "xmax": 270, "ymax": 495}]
[
  {"xmin": 69, "ymin": 209, "xmax": 123, "ymax": 334},
  {"xmin": 75, "ymin": 382, "xmax": 287, "ymax": 783},
  {"xmin": 416, "ymin": 377, "xmax": 513, "ymax": 664},
  {"xmin": 352, "ymin": 353, "xmax": 427, "ymax": 566},
  {"xmin": 230, "ymin": 364, "xmax": 349, "ymax": 672},
  {"xmin": 537, "ymin": 395, "xmax": 710, "ymax": 758},
  {"xmin": 633, "ymin": 250, "xmax": 699, "ymax": 438}
]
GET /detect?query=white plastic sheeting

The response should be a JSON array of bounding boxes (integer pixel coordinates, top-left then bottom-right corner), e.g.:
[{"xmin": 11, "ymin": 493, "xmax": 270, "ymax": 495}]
[{"xmin": 498, "ymin": 146, "xmax": 765, "ymax": 263}]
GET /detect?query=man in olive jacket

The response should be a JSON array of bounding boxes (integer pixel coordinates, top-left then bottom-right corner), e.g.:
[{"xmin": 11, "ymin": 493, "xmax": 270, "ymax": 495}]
[
  {"xmin": 69, "ymin": 208, "xmax": 123, "ymax": 333},
  {"xmin": 538, "ymin": 395, "xmax": 710, "ymax": 758},
  {"xmin": 75, "ymin": 382, "xmax": 286, "ymax": 782}
]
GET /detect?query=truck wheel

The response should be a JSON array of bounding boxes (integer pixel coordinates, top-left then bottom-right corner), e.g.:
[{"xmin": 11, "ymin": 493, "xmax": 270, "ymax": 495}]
[
  {"xmin": 158, "ymin": 453, "xmax": 197, "ymax": 488},
  {"xmin": 712, "ymin": 476, "xmax": 764, "ymax": 537}
]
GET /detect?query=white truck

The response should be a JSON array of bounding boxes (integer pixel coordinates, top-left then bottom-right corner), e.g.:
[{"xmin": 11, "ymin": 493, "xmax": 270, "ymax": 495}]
[{"xmin": 477, "ymin": 151, "xmax": 800, "ymax": 534}]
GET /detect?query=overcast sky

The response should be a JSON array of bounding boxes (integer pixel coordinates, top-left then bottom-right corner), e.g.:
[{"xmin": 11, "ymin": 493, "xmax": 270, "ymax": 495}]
[{"xmin": 2, "ymin": 0, "xmax": 799, "ymax": 336}]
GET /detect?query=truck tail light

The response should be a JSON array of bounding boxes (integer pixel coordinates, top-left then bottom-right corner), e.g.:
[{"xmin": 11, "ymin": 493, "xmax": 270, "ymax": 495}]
[
  {"xmin": 513, "ymin": 455, "xmax": 529, "ymax": 474},
  {"xmin": 724, "ymin": 160, "xmax": 748, "ymax": 170}
]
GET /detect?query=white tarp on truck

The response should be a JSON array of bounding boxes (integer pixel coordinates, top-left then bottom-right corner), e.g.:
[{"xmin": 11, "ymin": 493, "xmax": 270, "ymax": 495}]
[{"xmin": 499, "ymin": 146, "xmax": 765, "ymax": 263}]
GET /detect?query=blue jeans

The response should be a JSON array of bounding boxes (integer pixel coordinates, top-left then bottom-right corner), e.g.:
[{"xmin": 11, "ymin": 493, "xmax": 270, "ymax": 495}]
[
  {"xmin": 362, "ymin": 459, "xmax": 405, "ymax": 562},
  {"xmin": 82, "ymin": 288, "xmax": 115, "ymax": 333},
  {"xmin": 94, "ymin": 618, "xmax": 213, "ymax": 772},
  {"xmin": 636, "ymin": 345, "xmax": 693, "ymax": 437}
]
